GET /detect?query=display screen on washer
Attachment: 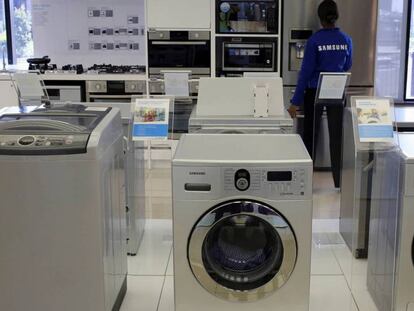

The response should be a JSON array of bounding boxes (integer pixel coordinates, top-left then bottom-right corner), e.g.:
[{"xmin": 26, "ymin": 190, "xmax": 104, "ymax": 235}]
[{"xmin": 267, "ymin": 171, "xmax": 292, "ymax": 181}]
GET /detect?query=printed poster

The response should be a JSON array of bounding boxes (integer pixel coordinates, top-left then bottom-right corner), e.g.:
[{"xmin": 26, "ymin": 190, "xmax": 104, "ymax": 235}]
[
  {"xmin": 356, "ymin": 98, "xmax": 394, "ymax": 142},
  {"xmin": 133, "ymin": 98, "xmax": 170, "ymax": 140}
]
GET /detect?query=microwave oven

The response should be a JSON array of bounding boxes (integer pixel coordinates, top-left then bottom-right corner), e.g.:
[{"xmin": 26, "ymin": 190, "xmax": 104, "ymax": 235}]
[
  {"xmin": 216, "ymin": 37, "xmax": 278, "ymax": 76},
  {"xmin": 148, "ymin": 30, "xmax": 211, "ymax": 78}
]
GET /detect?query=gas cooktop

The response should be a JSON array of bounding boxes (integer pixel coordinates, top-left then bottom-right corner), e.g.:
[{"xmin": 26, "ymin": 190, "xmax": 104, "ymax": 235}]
[
  {"xmin": 87, "ymin": 64, "xmax": 146, "ymax": 74},
  {"xmin": 27, "ymin": 62, "xmax": 146, "ymax": 75}
]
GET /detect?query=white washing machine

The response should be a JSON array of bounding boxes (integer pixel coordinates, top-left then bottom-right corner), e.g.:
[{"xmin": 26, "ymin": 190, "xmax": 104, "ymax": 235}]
[
  {"xmin": 83, "ymin": 101, "xmax": 146, "ymax": 256},
  {"xmin": 189, "ymin": 77, "xmax": 294, "ymax": 135},
  {"xmin": 172, "ymin": 134, "xmax": 313, "ymax": 311},
  {"xmin": 368, "ymin": 133, "xmax": 414, "ymax": 311},
  {"xmin": 188, "ymin": 109, "xmax": 294, "ymax": 134},
  {"xmin": 0, "ymin": 104, "xmax": 127, "ymax": 311}
]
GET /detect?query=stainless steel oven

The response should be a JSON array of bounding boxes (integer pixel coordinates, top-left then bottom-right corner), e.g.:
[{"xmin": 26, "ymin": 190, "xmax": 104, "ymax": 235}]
[
  {"xmin": 216, "ymin": 36, "xmax": 278, "ymax": 76},
  {"xmin": 43, "ymin": 80, "xmax": 86, "ymax": 102},
  {"xmin": 86, "ymin": 80, "xmax": 146, "ymax": 102},
  {"xmin": 148, "ymin": 30, "xmax": 211, "ymax": 78},
  {"xmin": 216, "ymin": 0, "xmax": 279, "ymax": 34}
]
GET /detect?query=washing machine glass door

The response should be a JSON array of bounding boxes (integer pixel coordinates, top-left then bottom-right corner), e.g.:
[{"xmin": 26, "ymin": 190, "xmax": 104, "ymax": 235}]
[{"xmin": 188, "ymin": 200, "xmax": 297, "ymax": 302}]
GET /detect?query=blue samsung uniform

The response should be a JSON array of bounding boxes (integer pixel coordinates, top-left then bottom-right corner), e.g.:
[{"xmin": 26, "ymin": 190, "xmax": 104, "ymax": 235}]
[{"xmin": 291, "ymin": 27, "xmax": 353, "ymax": 105}]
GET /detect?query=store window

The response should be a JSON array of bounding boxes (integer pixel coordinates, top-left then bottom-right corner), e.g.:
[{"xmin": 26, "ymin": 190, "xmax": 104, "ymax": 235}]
[
  {"xmin": 11, "ymin": 0, "xmax": 33, "ymax": 64},
  {"xmin": 375, "ymin": 0, "xmax": 404, "ymax": 100},
  {"xmin": 0, "ymin": 0, "xmax": 34, "ymax": 65},
  {"xmin": 406, "ymin": 0, "xmax": 414, "ymax": 100},
  {"xmin": 0, "ymin": 1, "xmax": 8, "ymax": 63}
]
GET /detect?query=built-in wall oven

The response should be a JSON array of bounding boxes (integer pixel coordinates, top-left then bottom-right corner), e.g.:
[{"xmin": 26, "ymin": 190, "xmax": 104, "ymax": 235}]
[
  {"xmin": 43, "ymin": 81, "xmax": 86, "ymax": 102},
  {"xmin": 216, "ymin": 0, "xmax": 279, "ymax": 34},
  {"xmin": 86, "ymin": 80, "xmax": 147, "ymax": 102},
  {"xmin": 216, "ymin": 36, "xmax": 278, "ymax": 76},
  {"xmin": 148, "ymin": 30, "xmax": 211, "ymax": 78}
]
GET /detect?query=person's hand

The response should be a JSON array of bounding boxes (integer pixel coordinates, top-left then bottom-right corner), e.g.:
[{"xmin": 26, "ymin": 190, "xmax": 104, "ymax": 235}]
[{"xmin": 288, "ymin": 105, "xmax": 298, "ymax": 118}]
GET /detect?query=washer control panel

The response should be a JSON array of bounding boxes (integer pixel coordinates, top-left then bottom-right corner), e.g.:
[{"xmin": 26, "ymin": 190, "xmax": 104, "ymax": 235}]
[
  {"xmin": 234, "ymin": 169, "xmax": 250, "ymax": 191},
  {"xmin": 0, "ymin": 134, "xmax": 90, "ymax": 155},
  {"xmin": 224, "ymin": 167, "xmax": 309, "ymax": 198}
]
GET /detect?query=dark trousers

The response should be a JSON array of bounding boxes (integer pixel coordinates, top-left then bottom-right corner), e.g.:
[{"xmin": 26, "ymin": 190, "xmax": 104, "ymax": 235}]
[{"xmin": 303, "ymin": 88, "xmax": 344, "ymax": 188}]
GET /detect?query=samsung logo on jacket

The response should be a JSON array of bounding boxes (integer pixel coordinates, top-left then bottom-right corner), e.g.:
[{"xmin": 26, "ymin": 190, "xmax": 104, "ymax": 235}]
[{"xmin": 318, "ymin": 44, "xmax": 349, "ymax": 52}]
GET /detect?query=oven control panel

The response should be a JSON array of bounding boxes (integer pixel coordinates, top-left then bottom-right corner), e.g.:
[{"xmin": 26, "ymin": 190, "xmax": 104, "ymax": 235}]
[
  {"xmin": 0, "ymin": 134, "xmax": 90, "ymax": 155},
  {"xmin": 224, "ymin": 167, "xmax": 309, "ymax": 198}
]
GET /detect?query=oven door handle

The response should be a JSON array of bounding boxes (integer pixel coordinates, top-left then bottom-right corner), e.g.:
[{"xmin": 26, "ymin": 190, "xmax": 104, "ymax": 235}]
[{"xmin": 151, "ymin": 41, "xmax": 207, "ymax": 46}]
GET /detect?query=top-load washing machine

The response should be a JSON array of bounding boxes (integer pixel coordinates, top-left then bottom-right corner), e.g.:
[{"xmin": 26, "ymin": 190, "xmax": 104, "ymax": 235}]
[
  {"xmin": 189, "ymin": 77, "xmax": 294, "ymax": 134},
  {"xmin": 0, "ymin": 104, "xmax": 127, "ymax": 311},
  {"xmin": 368, "ymin": 133, "xmax": 414, "ymax": 311},
  {"xmin": 83, "ymin": 101, "xmax": 146, "ymax": 256},
  {"xmin": 172, "ymin": 134, "xmax": 313, "ymax": 311}
]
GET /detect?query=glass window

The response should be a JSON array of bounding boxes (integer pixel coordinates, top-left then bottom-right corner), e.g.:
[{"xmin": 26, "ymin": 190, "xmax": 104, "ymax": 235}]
[
  {"xmin": 406, "ymin": 0, "xmax": 414, "ymax": 100},
  {"xmin": 11, "ymin": 0, "xmax": 33, "ymax": 64},
  {"xmin": 375, "ymin": 0, "xmax": 404, "ymax": 100},
  {"xmin": 0, "ymin": 1, "xmax": 8, "ymax": 64}
]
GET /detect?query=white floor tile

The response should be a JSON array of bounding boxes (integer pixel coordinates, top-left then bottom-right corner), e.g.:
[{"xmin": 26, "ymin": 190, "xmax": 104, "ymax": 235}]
[
  {"xmin": 331, "ymin": 243, "xmax": 354, "ymax": 285},
  {"xmin": 311, "ymin": 244, "xmax": 343, "ymax": 276},
  {"xmin": 310, "ymin": 275, "xmax": 357, "ymax": 311},
  {"xmin": 166, "ymin": 251, "xmax": 174, "ymax": 276},
  {"xmin": 313, "ymin": 219, "xmax": 340, "ymax": 233},
  {"xmin": 158, "ymin": 276, "xmax": 174, "ymax": 311},
  {"xmin": 352, "ymin": 288, "xmax": 378, "ymax": 311},
  {"xmin": 326, "ymin": 232, "xmax": 346, "ymax": 245},
  {"xmin": 128, "ymin": 220, "xmax": 173, "ymax": 276},
  {"xmin": 120, "ymin": 276, "xmax": 164, "ymax": 311}
]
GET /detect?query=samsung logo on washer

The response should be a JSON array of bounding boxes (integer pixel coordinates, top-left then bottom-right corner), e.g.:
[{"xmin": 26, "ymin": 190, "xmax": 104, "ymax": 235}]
[
  {"xmin": 318, "ymin": 44, "xmax": 349, "ymax": 52},
  {"xmin": 189, "ymin": 171, "xmax": 206, "ymax": 176}
]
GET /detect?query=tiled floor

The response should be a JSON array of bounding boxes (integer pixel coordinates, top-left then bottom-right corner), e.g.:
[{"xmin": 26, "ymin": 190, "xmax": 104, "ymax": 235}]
[{"xmin": 121, "ymin": 163, "xmax": 378, "ymax": 311}]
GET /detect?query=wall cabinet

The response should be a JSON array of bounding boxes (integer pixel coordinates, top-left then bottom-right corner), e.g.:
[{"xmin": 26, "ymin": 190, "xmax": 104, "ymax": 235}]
[{"xmin": 147, "ymin": 0, "xmax": 211, "ymax": 29}]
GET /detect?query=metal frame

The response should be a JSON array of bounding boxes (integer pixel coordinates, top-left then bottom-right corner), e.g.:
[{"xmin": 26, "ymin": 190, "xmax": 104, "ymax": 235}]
[{"xmin": 188, "ymin": 200, "xmax": 297, "ymax": 302}]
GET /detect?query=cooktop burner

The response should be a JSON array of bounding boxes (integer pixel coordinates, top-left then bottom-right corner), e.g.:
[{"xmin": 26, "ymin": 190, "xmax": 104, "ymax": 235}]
[
  {"xmin": 87, "ymin": 64, "xmax": 146, "ymax": 74},
  {"xmin": 28, "ymin": 64, "xmax": 58, "ymax": 73}
]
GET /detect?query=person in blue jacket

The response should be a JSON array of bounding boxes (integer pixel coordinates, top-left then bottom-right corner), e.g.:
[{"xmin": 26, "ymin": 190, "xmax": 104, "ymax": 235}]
[{"xmin": 288, "ymin": 0, "xmax": 353, "ymax": 188}]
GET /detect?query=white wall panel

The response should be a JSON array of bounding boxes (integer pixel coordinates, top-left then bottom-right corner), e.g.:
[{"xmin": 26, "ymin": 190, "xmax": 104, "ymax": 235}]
[
  {"xmin": 32, "ymin": 0, "xmax": 146, "ymax": 67},
  {"xmin": 147, "ymin": 0, "xmax": 211, "ymax": 29}
]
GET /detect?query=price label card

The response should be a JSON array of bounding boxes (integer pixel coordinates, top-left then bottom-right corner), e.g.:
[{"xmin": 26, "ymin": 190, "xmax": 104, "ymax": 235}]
[
  {"xmin": 132, "ymin": 98, "xmax": 170, "ymax": 140},
  {"xmin": 356, "ymin": 98, "xmax": 394, "ymax": 142}
]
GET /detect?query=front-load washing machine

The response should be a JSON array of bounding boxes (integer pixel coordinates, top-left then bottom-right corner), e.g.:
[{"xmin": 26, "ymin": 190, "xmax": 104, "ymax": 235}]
[
  {"xmin": 0, "ymin": 104, "xmax": 127, "ymax": 311},
  {"xmin": 172, "ymin": 134, "xmax": 313, "ymax": 311}
]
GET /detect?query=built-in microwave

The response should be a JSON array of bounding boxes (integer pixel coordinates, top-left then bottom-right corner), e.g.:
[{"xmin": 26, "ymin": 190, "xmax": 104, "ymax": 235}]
[
  {"xmin": 216, "ymin": 0, "xmax": 279, "ymax": 34},
  {"xmin": 216, "ymin": 36, "xmax": 278, "ymax": 76},
  {"xmin": 148, "ymin": 30, "xmax": 211, "ymax": 78}
]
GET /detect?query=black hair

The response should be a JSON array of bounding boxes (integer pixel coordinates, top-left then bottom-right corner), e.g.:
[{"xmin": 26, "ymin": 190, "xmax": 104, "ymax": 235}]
[{"xmin": 318, "ymin": 0, "xmax": 339, "ymax": 25}]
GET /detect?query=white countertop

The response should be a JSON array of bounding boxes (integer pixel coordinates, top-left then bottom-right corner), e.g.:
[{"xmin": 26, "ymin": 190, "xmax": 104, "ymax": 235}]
[
  {"xmin": 41, "ymin": 73, "xmax": 148, "ymax": 81},
  {"xmin": 0, "ymin": 71, "xmax": 147, "ymax": 81}
]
